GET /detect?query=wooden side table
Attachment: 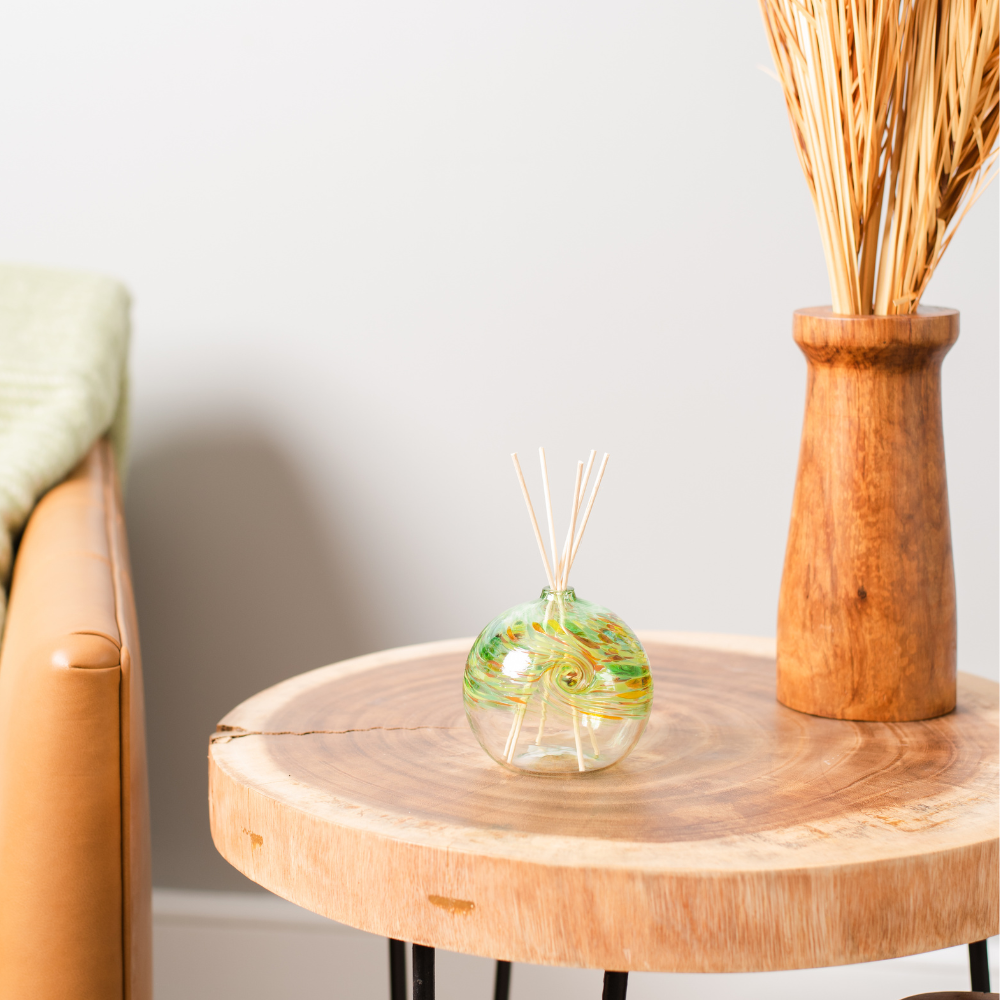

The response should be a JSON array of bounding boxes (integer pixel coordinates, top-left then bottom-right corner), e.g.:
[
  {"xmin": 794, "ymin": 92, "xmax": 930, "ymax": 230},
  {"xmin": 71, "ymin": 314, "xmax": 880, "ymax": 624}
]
[{"xmin": 208, "ymin": 634, "xmax": 998, "ymax": 997}]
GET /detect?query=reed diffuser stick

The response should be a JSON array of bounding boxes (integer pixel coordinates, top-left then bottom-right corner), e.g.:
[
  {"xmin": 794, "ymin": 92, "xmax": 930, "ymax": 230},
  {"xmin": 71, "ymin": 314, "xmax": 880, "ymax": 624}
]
[
  {"xmin": 505, "ymin": 703, "xmax": 527, "ymax": 763},
  {"xmin": 571, "ymin": 707, "xmax": 585, "ymax": 772},
  {"xmin": 558, "ymin": 461, "xmax": 584, "ymax": 590},
  {"xmin": 539, "ymin": 448, "xmax": 559, "ymax": 581},
  {"xmin": 563, "ymin": 451, "xmax": 596, "ymax": 586},
  {"xmin": 513, "ymin": 449, "xmax": 608, "ymax": 591},
  {"xmin": 502, "ymin": 717, "xmax": 515, "ymax": 760},
  {"xmin": 535, "ymin": 699, "xmax": 547, "ymax": 744},
  {"xmin": 568, "ymin": 453, "xmax": 610, "ymax": 576},
  {"xmin": 555, "ymin": 485, "xmax": 575, "ymax": 587},
  {"xmin": 579, "ymin": 449, "xmax": 597, "ymax": 510},
  {"xmin": 510, "ymin": 453, "xmax": 555, "ymax": 590}
]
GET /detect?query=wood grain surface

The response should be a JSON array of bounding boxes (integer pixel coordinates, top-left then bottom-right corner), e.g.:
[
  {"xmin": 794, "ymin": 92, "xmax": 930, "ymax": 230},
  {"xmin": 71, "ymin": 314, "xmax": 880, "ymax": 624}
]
[
  {"xmin": 208, "ymin": 634, "xmax": 998, "ymax": 973},
  {"xmin": 778, "ymin": 307, "xmax": 958, "ymax": 721}
]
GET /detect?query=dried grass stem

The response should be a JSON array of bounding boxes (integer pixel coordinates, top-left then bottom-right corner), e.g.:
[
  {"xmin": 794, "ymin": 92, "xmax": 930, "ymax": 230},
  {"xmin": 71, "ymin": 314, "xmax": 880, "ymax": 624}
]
[{"xmin": 761, "ymin": 0, "xmax": 998, "ymax": 314}]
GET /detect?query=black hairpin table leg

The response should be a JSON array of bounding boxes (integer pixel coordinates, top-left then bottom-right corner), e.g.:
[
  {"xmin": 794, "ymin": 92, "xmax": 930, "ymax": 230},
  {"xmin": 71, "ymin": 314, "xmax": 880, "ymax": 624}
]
[
  {"xmin": 969, "ymin": 939, "xmax": 991, "ymax": 993},
  {"xmin": 602, "ymin": 970, "xmax": 628, "ymax": 1000},
  {"xmin": 494, "ymin": 959, "xmax": 512, "ymax": 1000},
  {"xmin": 413, "ymin": 943, "xmax": 435, "ymax": 1000},
  {"xmin": 389, "ymin": 939, "xmax": 407, "ymax": 1000}
]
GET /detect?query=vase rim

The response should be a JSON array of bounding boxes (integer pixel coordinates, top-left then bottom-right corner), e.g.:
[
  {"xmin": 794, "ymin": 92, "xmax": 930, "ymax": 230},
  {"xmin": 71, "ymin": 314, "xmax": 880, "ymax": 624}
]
[
  {"xmin": 792, "ymin": 305, "xmax": 959, "ymax": 356},
  {"xmin": 794, "ymin": 305, "xmax": 959, "ymax": 320}
]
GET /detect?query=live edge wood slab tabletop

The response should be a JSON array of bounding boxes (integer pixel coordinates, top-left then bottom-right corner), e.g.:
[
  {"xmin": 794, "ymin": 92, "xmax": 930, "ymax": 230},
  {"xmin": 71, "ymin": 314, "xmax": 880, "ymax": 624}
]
[{"xmin": 208, "ymin": 633, "xmax": 999, "ymax": 974}]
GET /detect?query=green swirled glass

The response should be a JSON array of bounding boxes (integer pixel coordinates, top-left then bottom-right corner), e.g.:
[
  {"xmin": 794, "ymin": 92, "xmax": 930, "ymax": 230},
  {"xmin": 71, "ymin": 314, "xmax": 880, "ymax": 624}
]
[{"xmin": 463, "ymin": 588, "xmax": 653, "ymax": 774}]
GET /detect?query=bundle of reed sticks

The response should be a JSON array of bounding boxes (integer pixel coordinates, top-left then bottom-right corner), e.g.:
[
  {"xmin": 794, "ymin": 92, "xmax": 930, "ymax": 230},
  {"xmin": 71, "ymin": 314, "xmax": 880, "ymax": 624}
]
[
  {"xmin": 511, "ymin": 448, "xmax": 609, "ymax": 592},
  {"xmin": 760, "ymin": 0, "xmax": 998, "ymax": 315}
]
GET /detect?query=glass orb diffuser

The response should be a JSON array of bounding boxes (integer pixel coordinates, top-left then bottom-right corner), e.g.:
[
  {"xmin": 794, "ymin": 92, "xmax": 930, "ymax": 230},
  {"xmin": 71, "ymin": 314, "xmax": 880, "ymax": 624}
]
[
  {"xmin": 464, "ymin": 586, "xmax": 653, "ymax": 773},
  {"xmin": 464, "ymin": 447, "xmax": 653, "ymax": 774}
]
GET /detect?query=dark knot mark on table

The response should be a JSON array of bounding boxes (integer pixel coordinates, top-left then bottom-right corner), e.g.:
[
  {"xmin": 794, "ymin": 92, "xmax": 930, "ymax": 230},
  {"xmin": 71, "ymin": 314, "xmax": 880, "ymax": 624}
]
[
  {"xmin": 211, "ymin": 725, "xmax": 460, "ymax": 743},
  {"xmin": 241, "ymin": 827, "xmax": 264, "ymax": 850},
  {"xmin": 427, "ymin": 895, "xmax": 475, "ymax": 916}
]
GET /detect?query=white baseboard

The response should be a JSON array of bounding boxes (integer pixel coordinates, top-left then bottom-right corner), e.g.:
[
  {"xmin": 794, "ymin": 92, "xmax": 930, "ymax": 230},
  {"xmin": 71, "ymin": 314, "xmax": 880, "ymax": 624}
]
[
  {"xmin": 153, "ymin": 887, "xmax": 350, "ymax": 930},
  {"xmin": 152, "ymin": 889, "xmax": 997, "ymax": 1000}
]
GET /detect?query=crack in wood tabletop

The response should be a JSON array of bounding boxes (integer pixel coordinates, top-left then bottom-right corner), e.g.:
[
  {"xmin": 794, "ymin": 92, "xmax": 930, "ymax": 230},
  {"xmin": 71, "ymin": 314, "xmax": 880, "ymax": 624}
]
[{"xmin": 210, "ymin": 725, "xmax": 460, "ymax": 743}]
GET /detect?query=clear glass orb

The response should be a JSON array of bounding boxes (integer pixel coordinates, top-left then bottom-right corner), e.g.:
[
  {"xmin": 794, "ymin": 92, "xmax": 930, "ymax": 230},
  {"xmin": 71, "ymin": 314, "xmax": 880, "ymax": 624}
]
[{"xmin": 463, "ymin": 587, "xmax": 653, "ymax": 774}]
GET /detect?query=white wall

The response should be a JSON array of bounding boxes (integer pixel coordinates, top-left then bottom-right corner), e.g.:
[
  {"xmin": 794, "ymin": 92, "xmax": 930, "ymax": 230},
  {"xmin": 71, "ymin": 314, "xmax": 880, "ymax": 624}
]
[{"xmin": 0, "ymin": 1, "xmax": 995, "ymax": 892}]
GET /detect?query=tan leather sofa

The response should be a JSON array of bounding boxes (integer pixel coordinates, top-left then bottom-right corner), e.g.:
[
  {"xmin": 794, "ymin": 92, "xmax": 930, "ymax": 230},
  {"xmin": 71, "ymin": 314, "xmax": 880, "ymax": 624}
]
[{"xmin": 0, "ymin": 440, "xmax": 152, "ymax": 999}]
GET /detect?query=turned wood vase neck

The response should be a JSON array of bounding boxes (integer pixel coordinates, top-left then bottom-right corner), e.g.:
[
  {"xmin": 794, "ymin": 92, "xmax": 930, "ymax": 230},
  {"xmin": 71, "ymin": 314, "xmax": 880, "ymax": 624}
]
[{"xmin": 793, "ymin": 306, "xmax": 959, "ymax": 368}]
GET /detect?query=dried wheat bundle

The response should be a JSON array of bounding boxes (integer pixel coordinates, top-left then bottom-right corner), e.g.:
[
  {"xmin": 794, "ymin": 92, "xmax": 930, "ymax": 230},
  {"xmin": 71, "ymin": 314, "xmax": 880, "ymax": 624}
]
[{"xmin": 760, "ymin": 0, "xmax": 999, "ymax": 315}]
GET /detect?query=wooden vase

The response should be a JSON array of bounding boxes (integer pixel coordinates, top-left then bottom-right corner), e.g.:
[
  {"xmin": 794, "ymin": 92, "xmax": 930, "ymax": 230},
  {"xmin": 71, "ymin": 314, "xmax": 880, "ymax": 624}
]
[{"xmin": 776, "ymin": 306, "xmax": 959, "ymax": 722}]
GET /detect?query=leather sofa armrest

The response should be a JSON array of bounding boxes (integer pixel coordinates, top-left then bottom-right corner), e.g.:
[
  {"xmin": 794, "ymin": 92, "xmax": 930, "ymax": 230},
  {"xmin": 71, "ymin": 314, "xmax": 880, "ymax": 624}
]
[{"xmin": 0, "ymin": 440, "xmax": 151, "ymax": 1000}]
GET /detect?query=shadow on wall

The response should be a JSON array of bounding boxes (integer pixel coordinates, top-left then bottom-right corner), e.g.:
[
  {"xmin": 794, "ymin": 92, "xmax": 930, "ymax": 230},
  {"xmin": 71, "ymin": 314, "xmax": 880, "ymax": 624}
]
[{"xmin": 127, "ymin": 426, "xmax": 366, "ymax": 891}]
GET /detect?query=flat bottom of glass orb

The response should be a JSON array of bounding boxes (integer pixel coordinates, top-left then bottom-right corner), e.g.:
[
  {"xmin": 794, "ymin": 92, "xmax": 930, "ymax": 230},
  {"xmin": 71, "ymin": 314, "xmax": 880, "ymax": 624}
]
[{"xmin": 506, "ymin": 742, "xmax": 615, "ymax": 774}]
